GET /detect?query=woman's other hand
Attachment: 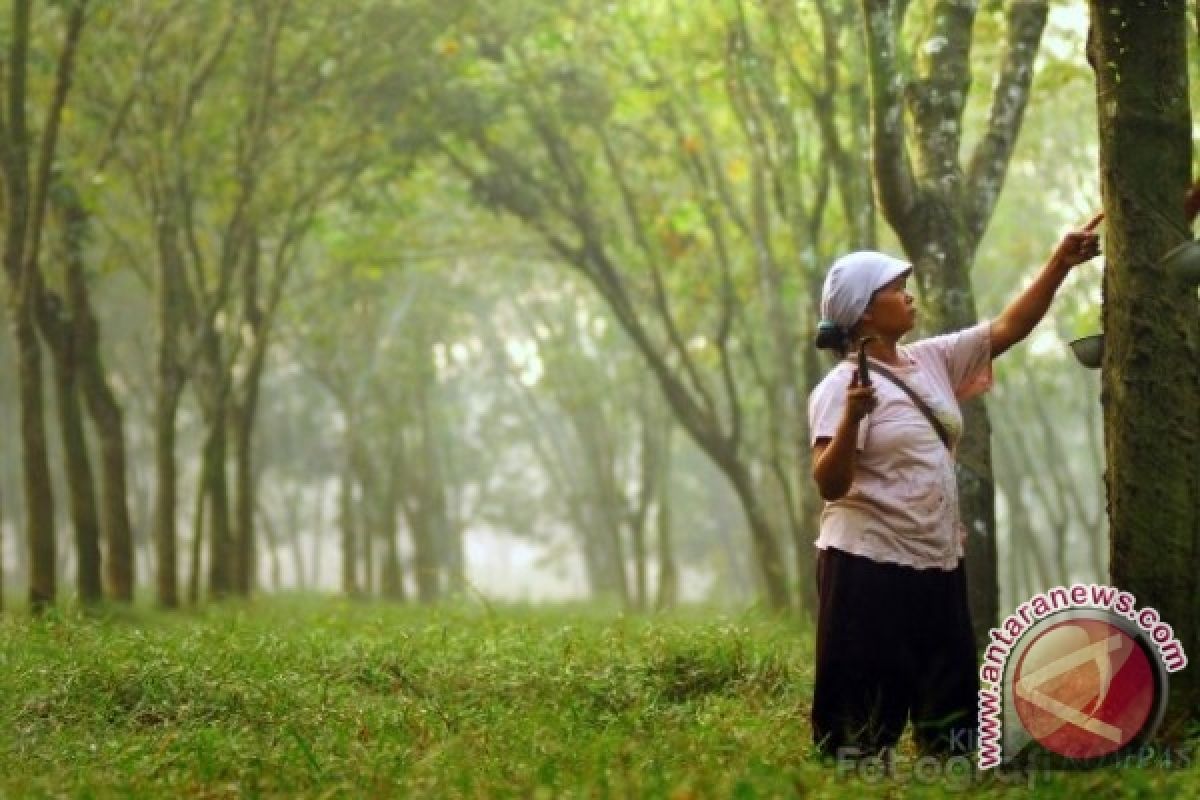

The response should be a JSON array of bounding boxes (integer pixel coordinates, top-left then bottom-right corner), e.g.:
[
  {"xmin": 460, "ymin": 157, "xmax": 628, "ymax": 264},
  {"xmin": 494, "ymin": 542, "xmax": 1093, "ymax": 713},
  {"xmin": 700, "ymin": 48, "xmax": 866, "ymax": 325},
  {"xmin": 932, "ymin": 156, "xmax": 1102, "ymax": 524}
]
[{"xmin": 844, "ymin": 372, "xmax": 878, "ymax": 424}]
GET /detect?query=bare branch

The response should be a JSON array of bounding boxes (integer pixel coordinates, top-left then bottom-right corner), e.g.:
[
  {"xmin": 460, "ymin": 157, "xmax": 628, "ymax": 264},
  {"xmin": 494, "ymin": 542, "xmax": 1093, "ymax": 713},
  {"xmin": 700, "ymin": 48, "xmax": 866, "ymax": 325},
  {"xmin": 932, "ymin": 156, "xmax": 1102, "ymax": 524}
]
[
  {"xmin": 964, "ymin": 1, "xmax": 1048, "ymax": 249},
  {"xmin": 597, "ymin": 127, "xmax": 718, "ymax": 421},
  {"xmin": 22, "ymin": 0, "xmax": 88, "ymax": 301},
  {"xmin": 860, "ymin": 0, "xmax": 917, "ymax": 230}
]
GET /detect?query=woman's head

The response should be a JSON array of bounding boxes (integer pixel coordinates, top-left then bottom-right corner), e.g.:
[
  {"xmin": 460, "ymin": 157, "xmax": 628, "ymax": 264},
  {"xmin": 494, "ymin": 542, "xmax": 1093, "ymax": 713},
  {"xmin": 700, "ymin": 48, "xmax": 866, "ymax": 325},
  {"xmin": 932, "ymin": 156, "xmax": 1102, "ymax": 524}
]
[{"xmin": 815, "ymin": 251, "xmax": 915, "ymax": 354}]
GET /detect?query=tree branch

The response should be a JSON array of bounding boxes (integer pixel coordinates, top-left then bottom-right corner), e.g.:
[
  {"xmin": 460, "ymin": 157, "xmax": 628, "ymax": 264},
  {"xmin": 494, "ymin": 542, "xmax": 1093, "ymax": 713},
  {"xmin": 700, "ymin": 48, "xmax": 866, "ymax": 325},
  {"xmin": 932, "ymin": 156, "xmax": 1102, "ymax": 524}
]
[
  {"xmin": 22, "ymin": 0, "xmax": 88, "ymax": 302},
  {"xmin": 964, "ymin": 1, "xmax": 1049, "ymax": 249},
  {"xmin": 860, "ymin": 0, "xmax": 917, "ymax": 231}
]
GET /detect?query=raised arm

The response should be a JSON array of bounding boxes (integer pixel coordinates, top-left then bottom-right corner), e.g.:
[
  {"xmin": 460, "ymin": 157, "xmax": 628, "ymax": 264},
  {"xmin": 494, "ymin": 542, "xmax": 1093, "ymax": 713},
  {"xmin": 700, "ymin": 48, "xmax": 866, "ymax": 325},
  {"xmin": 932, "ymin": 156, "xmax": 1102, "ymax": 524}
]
[
  {"xmin": 993, "ymin": 183, "xmax": 1200, "ymax": 359},
  {"xmin": 989, "ymin": 222, "xmax": 1099, "ymax": 359}
]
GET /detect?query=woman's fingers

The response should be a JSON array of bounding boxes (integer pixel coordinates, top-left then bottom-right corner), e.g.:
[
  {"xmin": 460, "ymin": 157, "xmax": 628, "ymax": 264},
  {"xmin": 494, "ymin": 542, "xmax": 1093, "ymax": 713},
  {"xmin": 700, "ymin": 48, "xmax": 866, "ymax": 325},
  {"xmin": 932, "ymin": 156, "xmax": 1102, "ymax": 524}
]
[
  {"xmin": 845, "ymin": 383, "xmax": 878, "ymax": 419},
  {"xmin": 1060, "ymin": 230, "xmax": 1101, "ymax": 266}
]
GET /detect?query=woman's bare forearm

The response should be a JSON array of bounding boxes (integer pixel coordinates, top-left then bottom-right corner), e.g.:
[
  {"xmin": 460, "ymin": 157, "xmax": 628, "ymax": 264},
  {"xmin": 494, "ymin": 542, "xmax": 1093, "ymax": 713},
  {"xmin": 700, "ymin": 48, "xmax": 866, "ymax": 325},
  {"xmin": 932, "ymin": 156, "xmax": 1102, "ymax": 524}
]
[
  {"xmin": 812, "ymin": 417, "xmax": 861, "ymax": 501},
  {"xmin": 991, "ymin": 257, "xmax": 1072, "ymax": 358}
]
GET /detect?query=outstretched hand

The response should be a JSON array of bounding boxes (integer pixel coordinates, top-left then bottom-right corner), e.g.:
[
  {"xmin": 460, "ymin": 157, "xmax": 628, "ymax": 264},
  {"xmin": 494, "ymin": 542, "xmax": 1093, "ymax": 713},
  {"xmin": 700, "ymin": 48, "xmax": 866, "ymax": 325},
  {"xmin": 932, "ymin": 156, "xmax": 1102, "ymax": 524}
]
[{"xmin": 1051, "ymin": 226, "xmax": 1101, "ymax": 272}]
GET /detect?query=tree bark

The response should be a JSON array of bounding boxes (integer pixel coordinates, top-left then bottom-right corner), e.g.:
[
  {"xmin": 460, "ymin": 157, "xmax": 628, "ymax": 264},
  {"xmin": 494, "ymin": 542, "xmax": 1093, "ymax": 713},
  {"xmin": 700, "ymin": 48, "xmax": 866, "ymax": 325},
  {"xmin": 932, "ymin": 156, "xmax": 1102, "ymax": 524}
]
[
  {"xmin": 0, "ymin": 482, "xmax": 4, "ymax": 614},
  {"xmin": 339, "ymin": 459, "xmax": 359, "ymax": 597},
  {"xmin": 57, "ymin": 183, "xmax": 136, "ymax": 602},
  {"xmin": 0, "ymin": 483, "xmax": 5, "ymax": 613},
  {"xmin": 379, "ymin": 478, "xmax": 406, "ymax": 602},
  {"xmin": 204, "ymin": 407, "xmax": 233, "ymax": 599},
  {"xmin": 12, "ymin": 312, "xmax": 56, "ymax": 611},
  {"xmin": 152, "ymin": 207, "xmax": 187, "ymax": 608},
  {"xmin": 34, "ymin": 195, "xmax": 107, "ymax": 607},
  {"xmin": 232, "ymin": 367, "xmax": 261, "ymax": 596},
  {"xmin": 187, "ymin": 471, "xmax": 207, "ymax": 606},
  {"xmin": 256, "ymin": 504, "xmax": 282, "ymax": 591},
  {"xmin": 1, "ymin": 0, "xmax": 90, "ymax": 612},
  {"xmin": 655, "ymin": 424, "xmax": 677, "ymax": 611},
  {"xmin": 1089, "ymin": 0, "xmax": 1199, "ymax": 740},
  {"xmin": 45, "ymin": 307, "xmax": 103, "ymax": 605}
]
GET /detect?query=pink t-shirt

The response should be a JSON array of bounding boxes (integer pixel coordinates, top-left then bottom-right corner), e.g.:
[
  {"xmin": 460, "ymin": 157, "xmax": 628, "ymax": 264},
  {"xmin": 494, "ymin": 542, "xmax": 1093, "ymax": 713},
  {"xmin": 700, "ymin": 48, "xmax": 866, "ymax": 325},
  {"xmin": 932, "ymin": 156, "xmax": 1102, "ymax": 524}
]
[{"xmin": 807, "ymin": 322, "xmax": 994, "ymax": 570}]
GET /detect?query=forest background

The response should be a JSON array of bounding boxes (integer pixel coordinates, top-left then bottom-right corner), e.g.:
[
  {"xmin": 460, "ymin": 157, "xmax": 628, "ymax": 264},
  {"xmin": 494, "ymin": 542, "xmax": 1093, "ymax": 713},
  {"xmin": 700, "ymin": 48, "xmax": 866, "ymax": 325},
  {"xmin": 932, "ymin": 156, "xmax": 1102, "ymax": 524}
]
[{"xmin": 0, "ymin": 0, "xmax": 1138, "ymax": 622}]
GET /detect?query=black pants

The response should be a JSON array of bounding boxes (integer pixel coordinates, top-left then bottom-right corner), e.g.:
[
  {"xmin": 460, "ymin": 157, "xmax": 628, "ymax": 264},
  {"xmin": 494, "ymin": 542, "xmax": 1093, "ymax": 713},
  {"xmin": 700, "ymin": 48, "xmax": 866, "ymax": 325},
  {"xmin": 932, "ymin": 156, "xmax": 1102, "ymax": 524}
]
[{"xmin": 811, "ymin": 547, "xmax": 978, "ymax": 758}]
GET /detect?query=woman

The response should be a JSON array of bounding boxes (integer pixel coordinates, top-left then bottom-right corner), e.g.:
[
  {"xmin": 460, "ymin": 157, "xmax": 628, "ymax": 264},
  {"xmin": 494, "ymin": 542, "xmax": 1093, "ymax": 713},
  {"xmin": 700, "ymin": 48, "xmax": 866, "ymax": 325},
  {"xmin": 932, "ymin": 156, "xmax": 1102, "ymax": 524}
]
[{"xmin": 807, "ymin": 229, "xmax": 1100, "ymax": 760}]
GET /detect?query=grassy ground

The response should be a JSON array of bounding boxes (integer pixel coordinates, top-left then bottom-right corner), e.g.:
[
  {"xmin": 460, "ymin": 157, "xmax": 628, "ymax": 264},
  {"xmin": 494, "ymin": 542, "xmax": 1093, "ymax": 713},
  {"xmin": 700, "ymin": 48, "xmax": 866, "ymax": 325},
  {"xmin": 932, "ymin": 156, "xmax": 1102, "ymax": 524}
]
[{"xmin": 1, "ymin": 596, "xmax": 1195, "ymax": 798}]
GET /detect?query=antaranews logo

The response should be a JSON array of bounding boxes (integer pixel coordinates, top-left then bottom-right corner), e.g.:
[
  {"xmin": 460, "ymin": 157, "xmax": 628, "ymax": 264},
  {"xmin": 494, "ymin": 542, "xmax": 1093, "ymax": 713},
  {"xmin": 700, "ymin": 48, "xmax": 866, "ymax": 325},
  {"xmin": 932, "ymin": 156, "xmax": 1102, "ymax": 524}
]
[{"xmin": 977, "ymin": 584, "xmax": 1189, "ymax": 771}]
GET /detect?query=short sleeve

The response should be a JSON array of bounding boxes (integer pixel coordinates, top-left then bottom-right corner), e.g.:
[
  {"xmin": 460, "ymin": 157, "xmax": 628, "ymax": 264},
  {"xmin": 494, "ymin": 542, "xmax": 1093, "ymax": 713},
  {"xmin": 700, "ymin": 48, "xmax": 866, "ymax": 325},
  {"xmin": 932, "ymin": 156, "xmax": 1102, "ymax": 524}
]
[
  {"xmin": 807, "ymin": 367, "xmax": 868, "ymax": 449},
  {"xmin": 909, "ymin": 321, "xmax": 994, "ymax": 401}
]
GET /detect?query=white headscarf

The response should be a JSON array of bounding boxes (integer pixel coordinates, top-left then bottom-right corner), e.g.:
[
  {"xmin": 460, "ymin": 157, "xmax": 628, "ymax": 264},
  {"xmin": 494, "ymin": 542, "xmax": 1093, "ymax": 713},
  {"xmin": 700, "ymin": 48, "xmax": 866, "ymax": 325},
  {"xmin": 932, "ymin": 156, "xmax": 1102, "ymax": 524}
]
[{"xmin": 815, "ymin": 250, "xmax": 912, "ymax": 350}]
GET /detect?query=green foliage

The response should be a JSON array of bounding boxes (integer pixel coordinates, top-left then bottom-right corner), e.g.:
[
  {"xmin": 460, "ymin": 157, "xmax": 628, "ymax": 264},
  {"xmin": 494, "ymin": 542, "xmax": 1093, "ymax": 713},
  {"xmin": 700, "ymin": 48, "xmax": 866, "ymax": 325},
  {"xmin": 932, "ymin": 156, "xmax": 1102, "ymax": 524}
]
[{"xmin": 2, "ymin": 599, "xmax": 1197, "ymax": 797}]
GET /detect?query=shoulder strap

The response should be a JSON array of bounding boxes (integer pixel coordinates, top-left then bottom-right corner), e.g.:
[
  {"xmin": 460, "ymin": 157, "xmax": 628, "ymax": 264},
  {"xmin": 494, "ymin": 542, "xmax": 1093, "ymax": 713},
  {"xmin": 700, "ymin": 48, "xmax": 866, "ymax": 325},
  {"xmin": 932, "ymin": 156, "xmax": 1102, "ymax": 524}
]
[{"xmin": 867, "ymin": 361, "xmax": 954, "ymax": 452}]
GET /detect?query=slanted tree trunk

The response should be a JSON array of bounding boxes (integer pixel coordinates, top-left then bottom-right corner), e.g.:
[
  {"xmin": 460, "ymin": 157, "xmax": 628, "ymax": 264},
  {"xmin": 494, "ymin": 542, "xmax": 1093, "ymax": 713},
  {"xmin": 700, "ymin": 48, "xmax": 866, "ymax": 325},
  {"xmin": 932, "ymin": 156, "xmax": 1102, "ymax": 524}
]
[
  {"xmin": 861, "ymin": 0, "xmax": 1049, "ymax": 646},
  {"xmin": 56, "ymin": 185, "xmax": 135, "ymax": 602},
  {"xmin": 447, "ymin": 112, "xmax": 792, "ymax": 613},
  {"xmin": 39, "ymin": 297, "xmax": 102, "ymax": 605},
  {"xmin": 1088, "ymin": 0, "xmax": 1199, "ymax": 739}
]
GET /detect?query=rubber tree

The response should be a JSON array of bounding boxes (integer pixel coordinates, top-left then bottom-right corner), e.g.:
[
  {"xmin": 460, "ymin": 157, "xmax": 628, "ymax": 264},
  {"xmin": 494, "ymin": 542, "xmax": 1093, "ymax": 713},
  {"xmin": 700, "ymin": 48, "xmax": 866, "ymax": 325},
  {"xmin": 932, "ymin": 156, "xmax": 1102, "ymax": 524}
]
[
  {"xmin": 0, "ymin": 0, "xmax": 89, "ymax": 611},
  {"xmin": 861, "ymin": 0, "xmax": 1049, "ymax": 644},
  {"xmin": 1088, "ymin": 0, "xmax": 1199, "ymax": 741}
]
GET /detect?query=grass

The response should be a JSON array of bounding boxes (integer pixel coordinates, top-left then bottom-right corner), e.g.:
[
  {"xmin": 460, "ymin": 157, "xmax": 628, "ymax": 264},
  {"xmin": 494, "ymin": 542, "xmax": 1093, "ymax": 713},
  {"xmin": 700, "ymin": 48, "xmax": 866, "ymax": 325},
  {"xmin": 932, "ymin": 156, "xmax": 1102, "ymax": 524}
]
[{"xmin": 0, "ymin": 595, "xmax": 1196, "ymax": 798}]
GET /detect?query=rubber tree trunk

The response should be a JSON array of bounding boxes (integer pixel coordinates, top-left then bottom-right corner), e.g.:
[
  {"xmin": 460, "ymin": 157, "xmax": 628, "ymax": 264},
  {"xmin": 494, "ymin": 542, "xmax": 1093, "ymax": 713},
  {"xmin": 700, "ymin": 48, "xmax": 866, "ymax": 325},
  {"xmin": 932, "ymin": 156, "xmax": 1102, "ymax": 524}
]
[
  {"xmin": 33, "ymin": 278, "xmax": 102, "ymax": 606},
  {"xmin": 204, "ymin": 409, "xmax": 233, "ymax": 599},
  {"xmin": 187, "ymin": 474, "xmax": 207, "ymax": 606},
  {"xmin": 152, "ymin": 236, "xmax": 184, "ymax": 608},
  {"xmin": 232, "ymin": 378, "xmax": 261, "ymax": 596},
  {"xmin": 13, "ymin": 311, "xmax": 56, "ymax": 611},
  {"xmin": 408, "ymin": 506, "xmax": 440, "ymax": 605},
  {"xmin": 0, "ymin": 483, "xmax": 6, "ymax": 613},
  {"xmin": 57, "ymin": 183, "xmax": 134, "ymax": 602},
  {"xmin": 1089, "ymin": 0, "xmax": 1199, "ymax": 741},
  {"xmin": 1, "ymin": 0, "xmax": 88, "ymax": 613},
  {"xmin": 655, "ymin": 424, "xmax": 677, "ymax": 611},
  {"xmin": 50, "ymin": 327, "xmax": 102, "ymax": 604},
  {"xmin": 339, "ymin": 461, "xmax": 359, "ymax": 597},
  {"xmin": 79, "ymin": 329, "xmax": 134, "ymax": 602},
  {"xmin": 380, "ymin": 482, "xmax": 406, "ymax": 602}
]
